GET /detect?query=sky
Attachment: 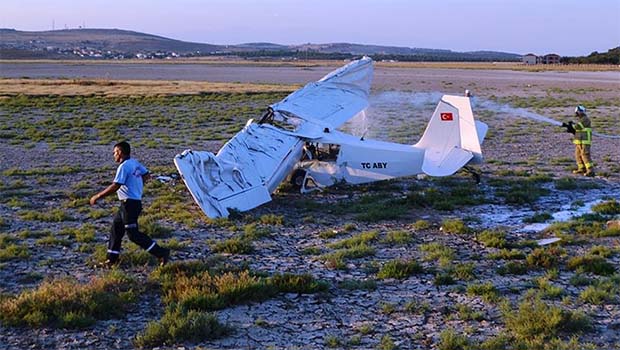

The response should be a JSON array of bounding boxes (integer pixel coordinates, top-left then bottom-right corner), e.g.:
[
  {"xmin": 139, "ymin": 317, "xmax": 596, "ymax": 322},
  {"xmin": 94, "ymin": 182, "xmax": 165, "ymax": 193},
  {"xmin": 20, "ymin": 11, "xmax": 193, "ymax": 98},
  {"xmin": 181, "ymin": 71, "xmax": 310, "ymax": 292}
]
[{"xmin": 1, "ymin": 0, "xmax": 619, "ymax": 56}]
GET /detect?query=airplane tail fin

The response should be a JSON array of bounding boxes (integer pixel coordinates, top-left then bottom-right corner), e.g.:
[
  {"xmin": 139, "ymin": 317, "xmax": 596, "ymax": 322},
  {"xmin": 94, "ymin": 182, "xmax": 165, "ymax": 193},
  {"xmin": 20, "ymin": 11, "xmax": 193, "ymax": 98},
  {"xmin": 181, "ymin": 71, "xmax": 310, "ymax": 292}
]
[{"xmin": 415, "ymin": 95, "xmax": 487, "ymax": 176}]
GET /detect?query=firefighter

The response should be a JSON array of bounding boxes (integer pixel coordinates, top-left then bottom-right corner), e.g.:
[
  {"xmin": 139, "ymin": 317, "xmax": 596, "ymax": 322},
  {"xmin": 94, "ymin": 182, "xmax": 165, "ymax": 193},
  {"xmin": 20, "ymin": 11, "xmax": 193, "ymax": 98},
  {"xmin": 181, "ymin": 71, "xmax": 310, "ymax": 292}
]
[{"xmin": 570, "ymin": 105, "xmax": 594, "ymax": 177}]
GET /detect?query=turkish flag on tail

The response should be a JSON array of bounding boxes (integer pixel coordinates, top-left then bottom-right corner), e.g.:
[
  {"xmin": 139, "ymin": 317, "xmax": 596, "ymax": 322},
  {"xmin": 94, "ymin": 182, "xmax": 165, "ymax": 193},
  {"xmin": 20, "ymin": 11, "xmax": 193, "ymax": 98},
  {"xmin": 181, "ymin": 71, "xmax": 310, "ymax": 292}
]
[{"xmin": 440, "ymin": 112, "xmax": 453, "ymax": 121}]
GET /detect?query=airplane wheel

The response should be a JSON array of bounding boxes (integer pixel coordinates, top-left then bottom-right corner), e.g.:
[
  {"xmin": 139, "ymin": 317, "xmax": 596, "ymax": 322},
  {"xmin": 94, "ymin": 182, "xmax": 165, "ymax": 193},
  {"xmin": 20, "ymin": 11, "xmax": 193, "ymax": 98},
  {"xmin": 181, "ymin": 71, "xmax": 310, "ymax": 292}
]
[{"xmin": 290, "ymin": 169, "xmax": 306, "ymax": 190}]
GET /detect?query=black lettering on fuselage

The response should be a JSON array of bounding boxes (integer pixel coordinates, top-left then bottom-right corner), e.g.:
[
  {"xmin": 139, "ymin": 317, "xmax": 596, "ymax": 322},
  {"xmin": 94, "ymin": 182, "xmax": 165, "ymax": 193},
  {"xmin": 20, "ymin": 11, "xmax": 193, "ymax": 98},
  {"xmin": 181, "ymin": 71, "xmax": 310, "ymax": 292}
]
[{"xmin": 361, "ymin": 162, "xmax": 387, "ymax": 169}]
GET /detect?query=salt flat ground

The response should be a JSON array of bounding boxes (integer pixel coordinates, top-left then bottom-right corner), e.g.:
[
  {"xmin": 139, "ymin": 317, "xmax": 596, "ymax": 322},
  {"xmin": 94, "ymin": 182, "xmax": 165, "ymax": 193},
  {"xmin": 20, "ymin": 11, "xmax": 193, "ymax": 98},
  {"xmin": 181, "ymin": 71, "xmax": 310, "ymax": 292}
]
[{"xmin": 0, "ymin": 62, "xmax": 619, "ymax": 349}]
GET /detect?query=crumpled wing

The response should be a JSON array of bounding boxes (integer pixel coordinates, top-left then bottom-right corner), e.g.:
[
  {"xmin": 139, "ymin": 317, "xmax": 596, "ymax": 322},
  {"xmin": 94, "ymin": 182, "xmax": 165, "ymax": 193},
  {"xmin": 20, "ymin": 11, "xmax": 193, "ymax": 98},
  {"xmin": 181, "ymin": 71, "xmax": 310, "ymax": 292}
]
[
  {"xmin": 174, "ymin": 123, "xmax": 303, "ymax": 218},
  {"xmin": 270, "ymin": 57, "xmax": 373, "ymax": 129}
]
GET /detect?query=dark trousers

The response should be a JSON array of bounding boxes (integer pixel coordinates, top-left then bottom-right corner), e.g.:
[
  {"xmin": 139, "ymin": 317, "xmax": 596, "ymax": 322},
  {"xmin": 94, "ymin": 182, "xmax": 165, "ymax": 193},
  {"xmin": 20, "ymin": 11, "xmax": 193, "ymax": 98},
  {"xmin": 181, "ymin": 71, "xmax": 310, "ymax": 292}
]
[{"xmin": 108, "ymin": 199, "xmax": 162, "ymax": 261}]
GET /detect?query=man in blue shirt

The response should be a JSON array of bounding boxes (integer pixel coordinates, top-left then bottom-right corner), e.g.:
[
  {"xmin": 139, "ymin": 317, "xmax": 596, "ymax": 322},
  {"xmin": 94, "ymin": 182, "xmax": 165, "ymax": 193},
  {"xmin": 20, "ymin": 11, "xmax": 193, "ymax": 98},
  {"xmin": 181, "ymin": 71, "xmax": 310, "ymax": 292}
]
[{"xmin": 90, "ymin": 141, "xmax": 170, "ymax": 267}]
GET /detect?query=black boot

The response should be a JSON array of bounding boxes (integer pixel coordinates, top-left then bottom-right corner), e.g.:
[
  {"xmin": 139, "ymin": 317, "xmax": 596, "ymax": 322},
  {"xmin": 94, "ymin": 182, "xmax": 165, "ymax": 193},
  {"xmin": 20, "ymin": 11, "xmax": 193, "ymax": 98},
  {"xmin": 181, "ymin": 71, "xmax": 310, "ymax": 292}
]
[{"xmin": 149, "ymin": 244, "xmax": 170, "ymax": 266}]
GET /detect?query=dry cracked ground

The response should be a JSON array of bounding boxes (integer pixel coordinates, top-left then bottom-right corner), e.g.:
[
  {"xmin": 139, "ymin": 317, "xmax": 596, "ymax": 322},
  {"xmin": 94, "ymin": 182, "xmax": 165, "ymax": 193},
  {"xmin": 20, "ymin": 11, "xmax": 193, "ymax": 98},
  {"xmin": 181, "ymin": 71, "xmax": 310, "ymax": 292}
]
[{"xmin": 0, "ymin": 63, "xmax": 619, "ymax": 350}]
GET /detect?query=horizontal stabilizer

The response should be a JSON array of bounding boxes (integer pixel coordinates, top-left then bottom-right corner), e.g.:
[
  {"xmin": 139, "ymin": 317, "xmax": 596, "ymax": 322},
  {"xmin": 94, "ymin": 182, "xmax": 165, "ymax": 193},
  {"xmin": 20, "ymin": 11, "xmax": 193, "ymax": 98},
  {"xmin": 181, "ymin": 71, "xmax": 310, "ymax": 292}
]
[{"xmin": 422, "ymin": 146, "xmax": 473, "ymax": 176}]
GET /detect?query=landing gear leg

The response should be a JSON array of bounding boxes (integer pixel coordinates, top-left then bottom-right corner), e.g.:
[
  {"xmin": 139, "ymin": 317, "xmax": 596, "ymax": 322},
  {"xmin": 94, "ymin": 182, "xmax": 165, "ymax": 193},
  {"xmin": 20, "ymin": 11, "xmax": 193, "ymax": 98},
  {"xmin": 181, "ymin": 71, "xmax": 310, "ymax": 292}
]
[{"xmin": 462, "ymin": 166, "xmax": 481, "ymax": 184}]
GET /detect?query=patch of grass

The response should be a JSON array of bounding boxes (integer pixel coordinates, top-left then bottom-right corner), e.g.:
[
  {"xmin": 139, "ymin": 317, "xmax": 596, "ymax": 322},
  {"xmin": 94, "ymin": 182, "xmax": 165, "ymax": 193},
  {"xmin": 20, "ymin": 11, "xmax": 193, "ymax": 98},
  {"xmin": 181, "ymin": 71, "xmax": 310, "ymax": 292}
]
[
  {"xmin": 456, "ymin": 303, "xmax": 485, "ymax": 321},
  {"xmin": 320, "ymin": 244, "xmax": 376, "ymax": 269},
  {"xmin": 301, "ymin": 246, "xmax": 321, "ymax": 255},
  {"xmin": 467, "ymin": 282, "xmax": 500, "ymax": 303},
  {"xmin": 534, "ymin": 277, "xmax": 564, "ymax": 299},
  {"xmin": 501, "ymin": 296, "xmax": 591, "ymax": 346},
  {"xmin": 210, "ymin": 237, "xmax": 254, "ymax": 254},
  {"xmin": 477, "ymin": 229, "xmax": 507, "ymax": 248},
  {"xmin": 379, "ymin": 334, "xmax": 397, "ymax": 350},
  {"xmin": 497, "ymin": 261, "xmax": 529, "ymax": 276},
  {"xmin": 270, "ymin": 273, "xmax": 329, "ymax": 294},
  {"xmin": 412, "ymin": 219, "xmax": 431, "ymax": 230},
  {"xmin": 440, "ymin": 218, "xmax": 470, "ymax": 234},
  {"xmin": 526, "ymin": 247, "xmax": 565, "ymax": 269},
  {"xmin": 134, "ymin": 306, "xmax": 230, "ymax": 348},
  {"xmin": 438, "ymin": 328, "xmax": 470, "ymax": 350},
  {"xmin": 376, "ymin": 259, "xmax": 423, "ymax": 279},
  {"xmin": 0, "ymin": 270, "xmax": 138, "ymax": 328},
  {"xmin": 453, "ymin": 262, "xmax": 475, "ymax": 281},
  {"xmin": 566, "ymin": 255, "xmax": 616, "ymax": 276},
  {"xmin": 259, "ymin": 214, "xmax": 284, "ymax": 226},
  {"xmin": 19, "ymin": 209, "xmax": 73, "ymax": 222},
  {"xmin": 419, "ymin": 242, "xmax": 455, "ymax": 266},
  {"xmin": 591, "ymin": 199, "xmax": 620, "ymax": 215},
  {"xmin": 241, "ymin": 223, "xmax": 271, "ymax": 240},
  {"xmin": 139, "ymin": 216, "xmax": 173, "ymax": 238},
  {"xmin": 382, "ymin": 230, "xmax": 413, "ymax": 245},
  {"xmin": 60, "ymin": 224, "xmax": 96, "ymax": 243},
  {"xmin": 325, "ymin": 335, "xmax": 342, "ymax": 348},
  {"xmin": 523, "ymin": 212, "xmax": 553, "ymax": 224},
  {"xmin": 91, "ymin": 244, "xmax": 156, "ymax": 267},
  {"xmin": 328, "ymin": 231, "xmax": 378, "ymax": 249},
  {"xmin": 579, "ymin": 277, "xmax": 619, "ymax": 304},
  {"xmin": 35, "ymin": 235, "xmax": 72, "ymax": 247},
  {"xmin": 488, "ymin": 248, "xmax": 526, "ymax": 260},
  {"xmin": 434, "ymin": 272, "xmax": 455, "ymax": 286},
  {"xmin": 0, "ymin": 234, "xmax": 30, "ymax": 261},
  {"xmin": 404, "ymin": 299, "xmax": 431, "ymax": 314}
]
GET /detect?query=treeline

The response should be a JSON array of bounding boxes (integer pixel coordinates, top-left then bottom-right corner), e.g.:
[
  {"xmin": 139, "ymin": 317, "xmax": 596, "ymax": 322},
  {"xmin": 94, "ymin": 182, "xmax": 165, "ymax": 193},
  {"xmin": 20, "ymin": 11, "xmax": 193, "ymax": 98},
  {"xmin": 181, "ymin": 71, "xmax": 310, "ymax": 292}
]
[
  {"xmin": 223, "ymin": 50, "xmax": 520, "ymax": 62},
  {"xmin": 563, "ymin": 47, "xmax": 620, "ymax": 64}
]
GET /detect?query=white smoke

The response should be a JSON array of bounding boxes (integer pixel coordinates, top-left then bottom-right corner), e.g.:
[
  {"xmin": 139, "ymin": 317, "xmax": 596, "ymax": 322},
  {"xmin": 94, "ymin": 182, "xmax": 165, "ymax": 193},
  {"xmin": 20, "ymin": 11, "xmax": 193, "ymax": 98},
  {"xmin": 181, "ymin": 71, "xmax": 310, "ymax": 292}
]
[{"xmin": 342, "ymin": 91, "xmax": 620, "ymax": 141}]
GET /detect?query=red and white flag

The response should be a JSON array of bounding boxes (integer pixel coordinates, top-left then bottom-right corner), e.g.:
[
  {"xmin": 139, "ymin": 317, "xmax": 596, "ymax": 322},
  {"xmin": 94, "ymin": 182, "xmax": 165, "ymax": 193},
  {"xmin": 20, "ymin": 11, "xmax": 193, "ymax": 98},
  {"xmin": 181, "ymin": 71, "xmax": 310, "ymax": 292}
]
[{"xmin": 440, "ymin": 112, "xmax": 453, "ymax": 121}]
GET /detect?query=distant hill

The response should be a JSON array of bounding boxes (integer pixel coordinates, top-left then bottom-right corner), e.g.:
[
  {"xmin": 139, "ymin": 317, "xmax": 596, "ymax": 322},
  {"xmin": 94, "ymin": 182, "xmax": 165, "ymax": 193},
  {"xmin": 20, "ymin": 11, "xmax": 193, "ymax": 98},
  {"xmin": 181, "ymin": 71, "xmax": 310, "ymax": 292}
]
[{"xmin": 0, "ymin": 28, "xmax": 522, "ymax": 61}]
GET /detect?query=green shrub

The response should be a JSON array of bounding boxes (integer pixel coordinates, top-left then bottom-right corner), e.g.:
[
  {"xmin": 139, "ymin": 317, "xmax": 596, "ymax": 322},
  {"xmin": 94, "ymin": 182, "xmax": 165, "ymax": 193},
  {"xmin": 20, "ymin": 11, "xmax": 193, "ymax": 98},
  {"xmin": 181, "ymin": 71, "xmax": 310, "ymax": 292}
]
[
  {"xmin": 467, "ymin": 282, "xmax": 500, "ymax": 303},
  {"xmin": 270, "ymin": 273, "xmax": 329, "ymax": 294},
  {"xmin": 379, "ymin": 334, "xmax": 397, "ymax": 350},
  {"xmin": 438, "ymin": 328, "xmax": 469, "ymax": 350},
  {"xmin": 0, "ymin": 271, "xmax": 137, "ymax": 328},
  {"xmin": 488, "ymin": 248, "xmax": 526, "ymax": 260},
  {"xmin": 134, "ymin": 306, "xmax": 229, "ymax": 348},
  {"xmin": 259, "ymin": 214, "xmax": 284, "ymax": 225},
  {"xmin": 382, "ymin": 230, "xmax": 413, "ymax": 245},
  {"xmin": 377, "ymin": 259, "xmax": 423, "ymax": 279},
  {"xmin": 497, "ymin": 261, "xmax": 529, "ymax": 275},
  {"xmin": 419, "ymin": 243, "xmax": 455, "ymax": 263},
  {"xmin": 579, "ymin": 278, "xmax": 619, "ymax": 304},
  {"xmin": 19, "ymin": 209, "xmax": 73, "ymax": 222},
  {"xmin": 441, "ymin": 218, "xmax": 469, "ymax": 234},
  {"xmin": 328, "ymin": 231, "xmax": 378, "ymax": 249},
  {"xmin": 453, "ymin": 262, "xmax": 475, "ymax": 281},
  {"xmin": 527, "ymin": 247, "xmax": 565, "ymax": 269},
  {"xmin": 210, "ymin": 237, "xmax": 254, "ymax": 254},
  {"xmin": 412, "ymin": 219, "xmax": 431, "ymax": 230},
  {"xmin": 591, "ymin": 199, "xmax": 620, "ymax": 215},
  {"xmin": 567, "ymin": 255, "xmax": 615, "ymax": 276},
  {"xmin": 242, "ymin": 223, "xmax": 272, "ymax": 240},
  {"xmin": 523, "ymin": 212, "xmax": 553, "ymax": 223},
  {"xmin": 320, "ymin": 244, "xmax": 375, "ymax": 269},
  {"xmin": 502, "ymin": 296, "xmax": 591, "ymax": 345},
  {"xmin": 434, "ymin": 272, "xmax": 455, "ymax": 286},
  {"xmin": 477, "ymin": 229, "xmax": 507, "ymax": 248}
]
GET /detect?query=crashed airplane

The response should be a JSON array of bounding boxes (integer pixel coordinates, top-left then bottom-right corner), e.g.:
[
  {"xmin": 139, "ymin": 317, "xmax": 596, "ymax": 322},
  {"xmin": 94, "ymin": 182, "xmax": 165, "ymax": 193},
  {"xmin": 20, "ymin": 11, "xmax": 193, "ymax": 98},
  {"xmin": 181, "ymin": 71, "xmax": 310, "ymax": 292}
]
[{"xmin": 174, "ymin": 57, "xmax": 488, "ymax": 218}]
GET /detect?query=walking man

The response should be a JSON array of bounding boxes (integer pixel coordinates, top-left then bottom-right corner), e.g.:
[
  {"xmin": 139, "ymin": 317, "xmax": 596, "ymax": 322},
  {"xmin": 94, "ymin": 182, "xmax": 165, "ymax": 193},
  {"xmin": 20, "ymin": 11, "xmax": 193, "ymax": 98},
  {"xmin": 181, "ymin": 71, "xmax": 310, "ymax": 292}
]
[{"xmin": 90, "ymin": 141, "xmax": 170, "ymax": 267}]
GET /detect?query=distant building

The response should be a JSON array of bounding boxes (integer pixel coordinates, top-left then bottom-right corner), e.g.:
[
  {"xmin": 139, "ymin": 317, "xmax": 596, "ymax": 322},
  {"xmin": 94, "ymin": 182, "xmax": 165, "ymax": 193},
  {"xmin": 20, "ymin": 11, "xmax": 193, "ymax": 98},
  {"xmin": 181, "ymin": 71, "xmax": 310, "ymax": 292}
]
[
  {"xmin": 522, "ymin": 53, "xmax": 538, "ymax": 64},
  {"xmin": 522, "ymin": 53, "xmax": 562, "ymax": 65},
  {"xmin": 543, "ymin": 54, "xmax": 561, "ymax": 64}
]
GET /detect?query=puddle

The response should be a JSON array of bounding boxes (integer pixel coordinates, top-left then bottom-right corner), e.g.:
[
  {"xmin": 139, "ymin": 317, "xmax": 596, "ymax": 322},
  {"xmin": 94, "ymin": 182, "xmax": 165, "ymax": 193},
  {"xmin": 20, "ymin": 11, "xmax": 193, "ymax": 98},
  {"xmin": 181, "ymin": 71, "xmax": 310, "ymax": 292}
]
[
  {"xmin": 520, "ymin": 199, "xmax": 604, "ymax": 232},
  {"xmin": 467, "ymin": 182, "xmax": 619, "ymax": 233}
]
